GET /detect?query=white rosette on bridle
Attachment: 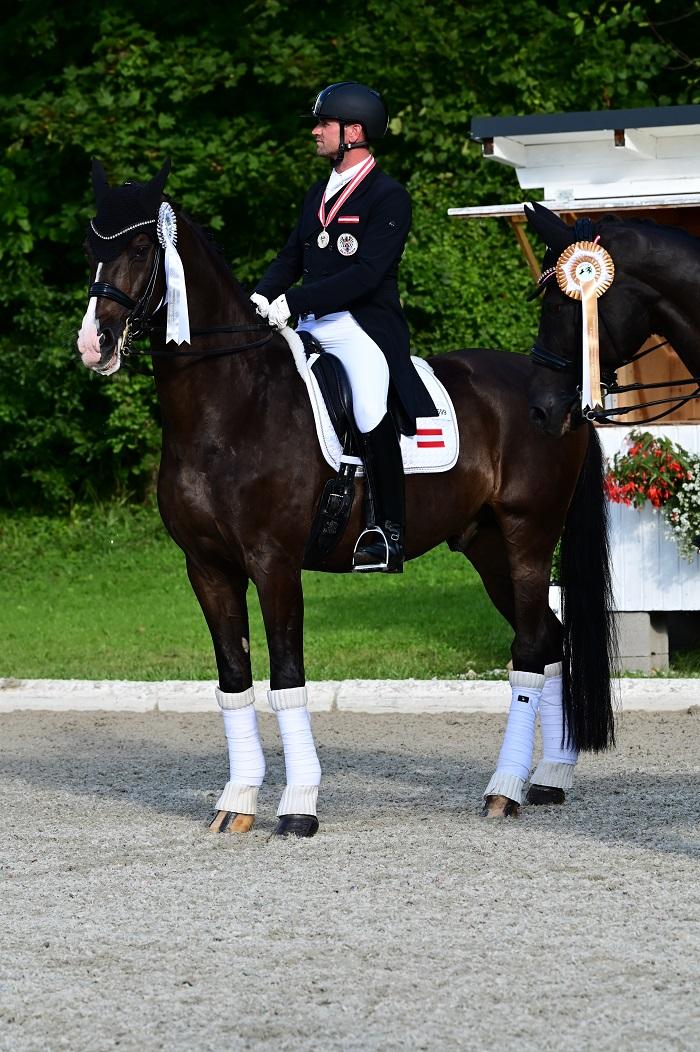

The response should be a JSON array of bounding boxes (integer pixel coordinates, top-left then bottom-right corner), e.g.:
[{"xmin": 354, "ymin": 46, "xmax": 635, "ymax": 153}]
[
  {"xmin": 157, "ymin": 202, "xmax": 191, "ymax": 345},
  {"xmin": 555, "ymin": 241, "xmax": 615, "ymax": 413}
]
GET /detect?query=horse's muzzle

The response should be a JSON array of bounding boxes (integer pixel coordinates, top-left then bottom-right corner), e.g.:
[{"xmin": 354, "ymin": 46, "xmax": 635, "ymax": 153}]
[{"xmin": 77, "ymin": 325, "xmax": 122, "ymax": 375}]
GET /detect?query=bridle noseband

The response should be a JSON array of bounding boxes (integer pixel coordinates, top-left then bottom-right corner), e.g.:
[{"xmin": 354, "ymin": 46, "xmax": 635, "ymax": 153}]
[
  {"xmin": 88, "ymin": 227, "xmax": 273, "ymax": 360},
  {"xmin": 89, "ymin": 241, "xmax": 164, "ymax": 354}
]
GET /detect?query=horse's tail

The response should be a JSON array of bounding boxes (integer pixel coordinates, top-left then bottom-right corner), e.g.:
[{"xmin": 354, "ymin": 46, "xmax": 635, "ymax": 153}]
[{"xmin": 560, "ymin": 424, "xmax": 617, "ymax": 752}]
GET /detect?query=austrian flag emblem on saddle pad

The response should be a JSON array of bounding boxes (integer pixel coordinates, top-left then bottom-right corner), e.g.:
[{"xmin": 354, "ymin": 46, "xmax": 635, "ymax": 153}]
[{"xmin": 279, "ymin": 328, "xmax": 459, "ymax": 475}]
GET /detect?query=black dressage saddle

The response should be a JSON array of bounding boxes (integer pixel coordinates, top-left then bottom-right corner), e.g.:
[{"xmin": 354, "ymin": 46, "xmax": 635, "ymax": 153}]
[
  {"xmin": 297, "ymin": 329, "xmax": 360, "ymax": 453},
  {"xmin": 297, "ymin": 329, "xmax": 411, "ymax": 451}
]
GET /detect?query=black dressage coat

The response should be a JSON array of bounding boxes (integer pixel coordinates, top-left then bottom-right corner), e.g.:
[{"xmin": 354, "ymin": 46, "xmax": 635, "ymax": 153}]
[{"xmin": 253, "ymin": 164, "xmax": 437, "ymax": 432}]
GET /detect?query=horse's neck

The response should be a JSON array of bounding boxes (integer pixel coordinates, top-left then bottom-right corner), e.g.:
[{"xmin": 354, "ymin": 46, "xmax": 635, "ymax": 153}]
[
  {"xmin": 637, "ymin": 224, "xmax": 700, "ymax": 370},
  {"xmin": 153, "ymin": 219, "xmax": 294, "ymax": 433}
]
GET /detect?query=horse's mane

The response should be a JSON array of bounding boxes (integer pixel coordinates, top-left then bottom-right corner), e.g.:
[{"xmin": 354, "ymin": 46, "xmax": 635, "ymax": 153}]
[
  {"xmin": 598, "ymin": 213, "xmax": 700, "ymax": 248},
  {"xmin": 176, "ymin": 202, "xmax": 254, "ymax": 303}
]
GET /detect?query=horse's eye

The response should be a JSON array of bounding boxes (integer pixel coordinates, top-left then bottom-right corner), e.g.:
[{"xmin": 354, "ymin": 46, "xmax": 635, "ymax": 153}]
[{"xmin": 130, "ymin": 245, "xmax": 150, "ymax": 262}]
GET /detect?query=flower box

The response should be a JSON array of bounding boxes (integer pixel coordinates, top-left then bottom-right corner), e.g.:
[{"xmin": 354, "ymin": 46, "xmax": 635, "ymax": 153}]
[{"xmin": 599, "ymin": 426, "xmax": 700, "ymax": 611}]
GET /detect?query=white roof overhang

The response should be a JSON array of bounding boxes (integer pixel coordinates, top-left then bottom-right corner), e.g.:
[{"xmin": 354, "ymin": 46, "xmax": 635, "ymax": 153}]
[
  {"xmin": 469, "ymin": 106, "xmax": 700, "ymax": 199},
  {"xmin": 449, "ymin": 192, "xmax": 700, "ymax": 221}
]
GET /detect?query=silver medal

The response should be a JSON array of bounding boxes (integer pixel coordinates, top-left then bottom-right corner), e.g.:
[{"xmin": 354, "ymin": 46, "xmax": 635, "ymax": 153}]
[{"xmin": 317, "ymin": 230, "xmax": 330, "ymax": 249}]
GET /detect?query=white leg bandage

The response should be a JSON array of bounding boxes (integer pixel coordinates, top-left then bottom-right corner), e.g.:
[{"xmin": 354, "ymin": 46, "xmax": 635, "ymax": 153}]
[
  {"xmin": 483, "ymin": 671, "xmax": 546, "ymax": 805},
  {"xmin": 215, "ymin": 686, "xmax": 265, "ymax": 815},
  {"xmin": 531, "ymin": 661, "xmax": 578, "ymax": 791},
  {"xmin": 268, "ymin": 686, "xmax": 321, "ymax": 817}
]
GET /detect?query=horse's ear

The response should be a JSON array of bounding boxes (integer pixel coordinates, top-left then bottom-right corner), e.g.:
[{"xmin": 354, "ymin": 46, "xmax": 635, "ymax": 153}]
[
  {"xmin": 524, "ymin": 200, "xmax": 573, "ymax": 254},
  {"xmin": 91, "ymin": 159, "xmax": 110, "ymax": 205},
  {"xmin": 141, "ymin": 158, "xmax": 172, "ymax": 212}
]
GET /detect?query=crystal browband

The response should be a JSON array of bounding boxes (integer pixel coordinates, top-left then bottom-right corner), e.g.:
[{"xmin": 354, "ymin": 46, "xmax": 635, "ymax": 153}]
[
  {"xmin": 537, "ymin": 265, "xmax": 556, "ymax": 286},
  {"xmin": 90, "ymin": 218, "xmax": 157, "ymax": 240}
]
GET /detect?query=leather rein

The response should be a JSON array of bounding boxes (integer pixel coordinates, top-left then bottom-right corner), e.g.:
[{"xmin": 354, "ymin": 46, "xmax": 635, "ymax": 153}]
[{"xmin": 88, "ymin": 244, "xmax": 273, "ymax": 360}]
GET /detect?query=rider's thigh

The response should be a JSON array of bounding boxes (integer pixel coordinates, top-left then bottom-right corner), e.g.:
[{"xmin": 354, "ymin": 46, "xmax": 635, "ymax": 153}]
[{"xmin": 298, "ymin": 312, "xmax": 389, "ymax": 433}]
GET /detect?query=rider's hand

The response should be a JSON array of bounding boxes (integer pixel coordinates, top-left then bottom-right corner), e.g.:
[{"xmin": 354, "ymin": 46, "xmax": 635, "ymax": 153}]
[
  {"xmin": 250, "ymin": 292, "xmax": 270, "ymax": 319},
  {"xmin": 267, "ymin": 294, "xmax": 291, "ymax": 330}
]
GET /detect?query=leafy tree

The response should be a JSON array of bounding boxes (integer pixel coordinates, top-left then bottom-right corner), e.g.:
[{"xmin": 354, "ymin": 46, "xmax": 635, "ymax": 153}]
[{"xmin": 0, "ymin": 0, "xmax": 695, "ymax": 507}]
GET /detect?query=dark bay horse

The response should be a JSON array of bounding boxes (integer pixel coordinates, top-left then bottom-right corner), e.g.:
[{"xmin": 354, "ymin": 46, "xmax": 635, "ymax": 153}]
[
  {"xmin": 525, "ymin": 202, "xmax": 700, "ymax": 434},
  {"xmin": 78, "ymin": 164, "xmax": 614, "ymax": 833}
]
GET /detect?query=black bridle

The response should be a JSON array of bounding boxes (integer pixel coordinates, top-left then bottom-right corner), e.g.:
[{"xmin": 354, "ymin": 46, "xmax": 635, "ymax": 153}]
[
  {"xmin": 529, "ymin": 333, "xmax": 700, "ymax": 424},
  {"xmin": 88, "ymin": 243, "xmax": 273, "ymax": 359},
  {"xmin": 530, "ymin": 268, "xmax": 700, "ymax": 425}
]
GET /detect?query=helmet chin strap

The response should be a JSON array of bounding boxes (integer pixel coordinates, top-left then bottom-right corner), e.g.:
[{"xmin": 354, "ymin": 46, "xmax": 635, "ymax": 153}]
[{"xmin": 333, "ymin": 123, "xmax": 369, "ymax": 166}]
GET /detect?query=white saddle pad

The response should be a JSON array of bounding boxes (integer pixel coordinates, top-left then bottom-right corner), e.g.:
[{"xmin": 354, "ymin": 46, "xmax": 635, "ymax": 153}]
[{"xmin": 280, "ymin": 326, "xmax": 459, "ymax": 475}]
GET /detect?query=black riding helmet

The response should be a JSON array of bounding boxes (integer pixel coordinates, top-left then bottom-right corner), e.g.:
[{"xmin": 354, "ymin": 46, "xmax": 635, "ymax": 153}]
[
  {"xmin": 311, "ymin": 82, "xmax": 388, "ymax": 165},
  {"xmin": 311, "ymin": 82, "xmax": 389, "ymax": 140}
]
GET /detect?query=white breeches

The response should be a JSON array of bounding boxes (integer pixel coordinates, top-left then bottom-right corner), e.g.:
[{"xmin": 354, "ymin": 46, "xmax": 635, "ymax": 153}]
[{"xmin": 297, "ymin": 310, "xmax": 390, "ymax": 433}]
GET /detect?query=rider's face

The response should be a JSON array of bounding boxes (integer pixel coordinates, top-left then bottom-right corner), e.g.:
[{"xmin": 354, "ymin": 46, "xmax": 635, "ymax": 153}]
[
  {"xmin": 312, "ymin": 118, "xmax": 341, "ymax": 158},
  {"xmin": 312, "ymin": 119, "xmax": 363, "ymax": 160}
]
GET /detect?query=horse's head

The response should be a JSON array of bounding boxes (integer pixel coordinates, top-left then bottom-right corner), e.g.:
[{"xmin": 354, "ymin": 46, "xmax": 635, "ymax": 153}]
[
  {"xmin": 525, "ymin": 203, "xmax": 654, "ymax": 435},
  {"xmin": 78, "ymin": 159, "xmax": 170, "ymax": 374}
]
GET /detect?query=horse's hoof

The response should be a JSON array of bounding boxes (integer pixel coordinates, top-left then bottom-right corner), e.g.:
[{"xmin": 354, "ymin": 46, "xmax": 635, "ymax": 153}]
[
  {"xmin": 526, "ymin": 784, "xmax": 566, "ymax": 806},
  {"xmin": 208, "ymin": 809, "xmax": 255, "ymax": 833},
  {"xmin": 228, "ymin": 812, "xmax": 256, "ymax": 832},
  {"xmin": 482, "ymin": 794, "xmax": 520, "ymax": 819},
  {"xmin": 272, "ymin": 814, "xmax": 319, "ymax": 838}
]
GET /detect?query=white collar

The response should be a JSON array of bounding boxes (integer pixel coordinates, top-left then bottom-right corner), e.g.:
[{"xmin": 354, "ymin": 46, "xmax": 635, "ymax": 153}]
[{"xmin": 324, "ymin": 158, "xmax": 370, "ymax": 201}]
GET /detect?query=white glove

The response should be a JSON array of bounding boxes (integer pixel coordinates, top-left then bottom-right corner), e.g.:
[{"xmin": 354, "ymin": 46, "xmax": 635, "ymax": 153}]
[
  {"xmin": 267, "ymin": 293, "xmax": 291, "ymax": 330},
  {"xmin": 250, "ymin": 292, "xmax": 270, "ymax": 319}
]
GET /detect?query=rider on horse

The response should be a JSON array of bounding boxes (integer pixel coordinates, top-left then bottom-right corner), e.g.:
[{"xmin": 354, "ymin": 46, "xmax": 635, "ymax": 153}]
[{"xmin": 251, "ymin": 81, "xmax": 436, "ymax": 573}]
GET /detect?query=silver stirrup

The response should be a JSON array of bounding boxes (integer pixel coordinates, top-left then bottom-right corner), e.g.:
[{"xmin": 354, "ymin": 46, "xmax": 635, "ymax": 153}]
[{"xmin": 352, "ymin": 526, "xmax": 390, "ymax": 573}]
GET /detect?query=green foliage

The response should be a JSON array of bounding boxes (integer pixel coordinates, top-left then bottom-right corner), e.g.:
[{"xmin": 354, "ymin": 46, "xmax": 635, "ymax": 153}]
[{"xmin": 0, "ymin": 0, "xmax": 697, "ymax": 507}]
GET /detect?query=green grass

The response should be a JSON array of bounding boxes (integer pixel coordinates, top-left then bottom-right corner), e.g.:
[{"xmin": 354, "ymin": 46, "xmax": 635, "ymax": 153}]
[
  {"xmin": 4, "ymin": 505, "xmax": 699, "ymax": 680},
  {"xmin": 0, "ymin": 505, "xmax": 512, "ymax": 680}
]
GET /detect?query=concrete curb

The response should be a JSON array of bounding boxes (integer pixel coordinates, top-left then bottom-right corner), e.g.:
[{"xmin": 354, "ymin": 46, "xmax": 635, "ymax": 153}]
[{"xmin": 1, "ymin": 677, "xmax": 698, "ymax": 713}]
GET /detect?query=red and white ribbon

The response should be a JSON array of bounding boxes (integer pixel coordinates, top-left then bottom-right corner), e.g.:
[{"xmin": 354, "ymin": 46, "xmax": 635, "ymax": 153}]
[{"xmin": 318, "ymin": 156, "xmax": 375, "ymax": 235}]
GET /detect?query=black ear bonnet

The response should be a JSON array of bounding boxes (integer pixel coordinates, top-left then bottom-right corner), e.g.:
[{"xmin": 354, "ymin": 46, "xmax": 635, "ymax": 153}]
[
  {"xmin": 87, "ymin": 159, "xmax": 171, "ymax": 261},
  {"xmin": 524, "ymin": 201, "xmax": 597, "ymax": 300}
]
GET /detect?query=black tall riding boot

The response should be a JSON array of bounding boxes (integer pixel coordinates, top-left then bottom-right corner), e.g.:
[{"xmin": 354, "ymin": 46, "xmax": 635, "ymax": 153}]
[{"xmin": 352, "ymin": 414, "xmax": 405, "ymax": 573}]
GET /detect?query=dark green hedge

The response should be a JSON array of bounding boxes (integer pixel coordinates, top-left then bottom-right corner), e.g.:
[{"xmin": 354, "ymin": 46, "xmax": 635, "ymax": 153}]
[{"xmin": 0, "ymin": 0, "xmax": 695, "ymax": 508}]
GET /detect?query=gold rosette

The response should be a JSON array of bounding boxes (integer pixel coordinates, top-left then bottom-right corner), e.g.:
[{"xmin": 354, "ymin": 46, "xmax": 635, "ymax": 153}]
[
  {"xmin": 555, "ymin": 241, "xmax": 615, "ymax": 300},
  {"xmin": 554, "ymin": 240, "xmax": 616, "ymax": 412}
]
